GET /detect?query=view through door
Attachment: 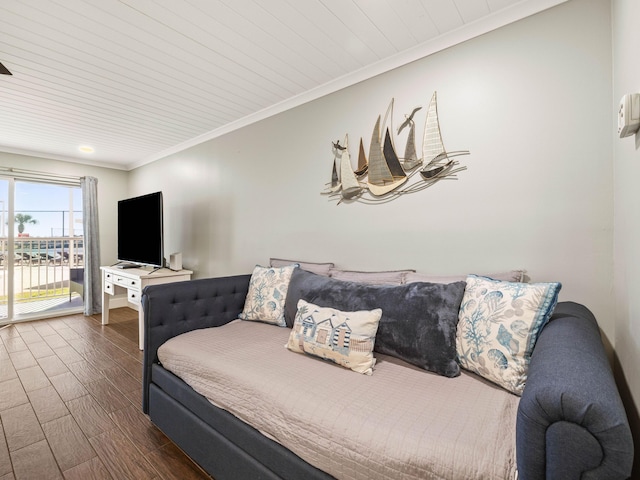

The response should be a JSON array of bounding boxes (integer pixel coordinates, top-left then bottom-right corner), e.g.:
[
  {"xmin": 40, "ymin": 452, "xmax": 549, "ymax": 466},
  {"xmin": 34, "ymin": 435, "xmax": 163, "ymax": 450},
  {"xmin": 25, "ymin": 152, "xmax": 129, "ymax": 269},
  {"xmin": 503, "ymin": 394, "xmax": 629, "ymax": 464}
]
[{"xmin": 0, "ymin": 178, "xmax": 84, "ymax": 324}]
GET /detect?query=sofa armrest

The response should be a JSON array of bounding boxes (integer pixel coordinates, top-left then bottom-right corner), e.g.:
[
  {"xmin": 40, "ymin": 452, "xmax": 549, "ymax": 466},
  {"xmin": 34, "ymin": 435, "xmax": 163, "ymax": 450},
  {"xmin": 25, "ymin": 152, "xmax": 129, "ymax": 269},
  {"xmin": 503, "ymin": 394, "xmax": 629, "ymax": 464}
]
[
  {"xmin": 142, "ymin": 274, "xmax": 251, "ymax": 413},
  {"xmin": 516, "ymin": 301, "xmax": 633, "ymax": 480}
]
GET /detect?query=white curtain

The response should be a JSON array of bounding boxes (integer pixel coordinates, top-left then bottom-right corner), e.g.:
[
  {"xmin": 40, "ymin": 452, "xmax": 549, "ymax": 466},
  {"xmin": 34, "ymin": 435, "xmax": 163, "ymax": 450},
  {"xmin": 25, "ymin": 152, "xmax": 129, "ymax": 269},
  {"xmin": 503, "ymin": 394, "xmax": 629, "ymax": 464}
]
[{"xmin": 81, "ymin": 176, "xmax": 101, "ymax": 315}]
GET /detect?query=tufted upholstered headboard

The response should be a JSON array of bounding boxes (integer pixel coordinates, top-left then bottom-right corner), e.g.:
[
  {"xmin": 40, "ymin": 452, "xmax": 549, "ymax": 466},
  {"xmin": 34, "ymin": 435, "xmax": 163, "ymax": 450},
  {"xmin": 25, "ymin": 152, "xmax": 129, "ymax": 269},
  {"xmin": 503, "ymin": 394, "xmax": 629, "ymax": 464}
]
[{"xmin": 141, "ymin": 274, "xmax": 251, "ymax": 412}]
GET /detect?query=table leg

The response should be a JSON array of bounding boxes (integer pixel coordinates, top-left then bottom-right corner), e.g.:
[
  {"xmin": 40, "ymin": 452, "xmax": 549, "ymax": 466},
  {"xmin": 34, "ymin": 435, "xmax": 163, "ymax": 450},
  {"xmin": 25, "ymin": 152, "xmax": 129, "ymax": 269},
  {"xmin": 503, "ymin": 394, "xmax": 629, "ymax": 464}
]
[
  {"xmin": 138, "ymin": 308, "xmax": 144, "ymax": 350},
  {"xmin": 101, "ymin": 289, "xmax": 110, "ymax": 325}
]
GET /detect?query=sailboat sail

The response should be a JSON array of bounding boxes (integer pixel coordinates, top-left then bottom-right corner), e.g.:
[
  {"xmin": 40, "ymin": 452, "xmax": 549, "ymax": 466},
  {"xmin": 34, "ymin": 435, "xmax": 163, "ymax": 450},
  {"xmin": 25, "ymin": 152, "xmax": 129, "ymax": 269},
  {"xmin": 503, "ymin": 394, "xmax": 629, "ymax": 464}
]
[
  {"xmin": 354, "ymin": 138, "xmax": 368, "ymax": 176},
  {"xmin": 420, "ymin": 91, "xmax": 469, "ymax": 180},
  {"xmin": 368, "ymin": 116, "xmax": 393, "ymax": 185},
  {"xmin": 368, "ymin": 116, "xmax": 408, "ymax": 196},
  {"xmin": 403, "ymin": 122, "xmax": 420, "ymax": 170},
  {"xmin": 339, "ymin": 135, "xmax": 363, "ymax": 199},
  {"xmin": 398, "ymin": 106, "xmax": 422, "ymax": 170},
  {"xmin": 321, "ymin": 142, "xmax": 342, "ymax": 194},
  {"xmin": 383, "ymin": 128, "xmax": 406, "ymax": 179},
  {"xmin": 422, "ymin": 92, "xmax": 445, "ymax": 166},
  {"xmin": 330, "ymin": 160, "xmax": 339, "ymax": 188}
]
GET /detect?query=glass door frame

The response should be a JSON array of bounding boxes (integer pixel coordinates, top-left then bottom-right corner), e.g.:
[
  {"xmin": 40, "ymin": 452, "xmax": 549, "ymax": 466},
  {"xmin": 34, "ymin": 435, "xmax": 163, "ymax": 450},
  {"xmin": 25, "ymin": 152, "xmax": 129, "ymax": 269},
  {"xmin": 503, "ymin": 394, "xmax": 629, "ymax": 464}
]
[
  {"xmin": 0, "ymin": 176, "xmax": 16, "ymax": 323},
  {"xmin": 0, "ymin": 176, "xmax": 83, "ymax": 325}
]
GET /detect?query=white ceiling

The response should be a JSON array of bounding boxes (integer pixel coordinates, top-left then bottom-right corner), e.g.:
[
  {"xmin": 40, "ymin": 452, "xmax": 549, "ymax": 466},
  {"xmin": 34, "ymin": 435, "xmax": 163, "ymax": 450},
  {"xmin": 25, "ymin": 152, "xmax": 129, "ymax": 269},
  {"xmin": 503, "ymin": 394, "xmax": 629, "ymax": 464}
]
[{"xmin": 0, "ymin": 0, "xmax": 566, "ymax": 171}]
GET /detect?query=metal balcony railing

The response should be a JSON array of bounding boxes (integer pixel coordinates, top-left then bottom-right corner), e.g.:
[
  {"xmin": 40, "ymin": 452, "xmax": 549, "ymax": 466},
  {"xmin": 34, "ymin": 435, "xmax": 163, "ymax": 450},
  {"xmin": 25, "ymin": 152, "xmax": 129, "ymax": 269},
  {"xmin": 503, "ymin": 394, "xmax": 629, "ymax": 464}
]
[{"xmin": 0, "ymin": 236, "xmax": 84, "ymax": 306}]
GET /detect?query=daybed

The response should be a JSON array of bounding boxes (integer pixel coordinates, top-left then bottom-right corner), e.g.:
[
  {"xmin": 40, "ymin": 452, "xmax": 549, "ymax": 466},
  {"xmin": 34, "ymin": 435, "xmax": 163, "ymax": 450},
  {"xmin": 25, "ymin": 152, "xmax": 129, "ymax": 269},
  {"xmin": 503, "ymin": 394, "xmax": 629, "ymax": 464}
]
[{"xmin": 141, "ymin": 263, "xmax": 634, "ymax": 480}]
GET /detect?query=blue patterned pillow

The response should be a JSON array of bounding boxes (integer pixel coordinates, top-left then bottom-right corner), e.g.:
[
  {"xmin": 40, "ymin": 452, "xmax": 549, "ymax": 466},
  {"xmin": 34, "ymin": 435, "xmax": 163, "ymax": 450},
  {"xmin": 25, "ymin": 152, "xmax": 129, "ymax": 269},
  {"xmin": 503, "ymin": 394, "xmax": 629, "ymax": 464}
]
[
  {"xmin": 456, "ymin": 274, "xmax": 561, "ymax": 395},
  {"xmin": 239, "ymin": 264, "xmax": 298, "ymax": 327}
]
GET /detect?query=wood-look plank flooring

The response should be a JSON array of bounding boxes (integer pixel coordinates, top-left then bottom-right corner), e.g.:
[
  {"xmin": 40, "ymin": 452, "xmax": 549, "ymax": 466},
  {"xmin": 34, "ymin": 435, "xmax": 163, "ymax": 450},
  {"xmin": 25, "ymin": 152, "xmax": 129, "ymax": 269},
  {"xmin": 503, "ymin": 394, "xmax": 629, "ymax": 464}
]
[{"xmin": 0, "ymin": 308, "xmax": 211, "ymax": 480}]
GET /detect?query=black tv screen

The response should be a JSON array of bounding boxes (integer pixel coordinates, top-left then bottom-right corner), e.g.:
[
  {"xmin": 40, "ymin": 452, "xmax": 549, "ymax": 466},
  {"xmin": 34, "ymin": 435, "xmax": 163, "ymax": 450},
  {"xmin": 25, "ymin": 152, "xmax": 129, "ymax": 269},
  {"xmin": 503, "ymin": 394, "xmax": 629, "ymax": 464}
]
[{"xmin": 117, "ymin": 192, "xmax": 164, "ymax": 267}]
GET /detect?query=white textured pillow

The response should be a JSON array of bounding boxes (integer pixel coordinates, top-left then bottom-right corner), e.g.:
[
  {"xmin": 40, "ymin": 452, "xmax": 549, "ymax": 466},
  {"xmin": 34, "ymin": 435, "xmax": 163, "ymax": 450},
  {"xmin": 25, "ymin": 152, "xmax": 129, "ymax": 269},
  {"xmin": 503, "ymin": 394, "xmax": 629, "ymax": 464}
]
[
  {"xmin": 405, "ymin": 270, "xmax": 526, "ymax": 284},
  {"xmin": 329, "ymin": 269, "xmax": 414, "ymax": 285},
  {"xmin": 286, "ymin": 299, "xmax": 382, "ymax": 375},
  {"xmin": 270, "ymin": 258, "xmax": 334, "ymax": 276},
  {"xmin": 456, "ymin": 274, "xmax": 561, "ymax": 395},
  {"xmin": 239, "ymin": 264, "xmax": 298, "ymax": 327}
]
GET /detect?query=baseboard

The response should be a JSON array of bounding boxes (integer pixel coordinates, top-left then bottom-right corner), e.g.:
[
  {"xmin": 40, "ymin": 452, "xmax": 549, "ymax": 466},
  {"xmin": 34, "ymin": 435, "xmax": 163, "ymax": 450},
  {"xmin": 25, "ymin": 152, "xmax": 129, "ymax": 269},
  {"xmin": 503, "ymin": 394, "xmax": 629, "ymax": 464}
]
[{"xmin": 109, "ymin": 295, "xmax": 130, "ymax": 309}]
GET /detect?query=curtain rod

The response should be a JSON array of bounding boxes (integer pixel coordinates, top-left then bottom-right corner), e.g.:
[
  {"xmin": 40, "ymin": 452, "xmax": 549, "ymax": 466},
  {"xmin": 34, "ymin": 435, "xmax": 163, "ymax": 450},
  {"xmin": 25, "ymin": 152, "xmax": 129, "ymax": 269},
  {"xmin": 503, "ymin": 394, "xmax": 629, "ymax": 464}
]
[{"xmin": 0, "ymin": 167, "xmax": 82, "ymax": 186}]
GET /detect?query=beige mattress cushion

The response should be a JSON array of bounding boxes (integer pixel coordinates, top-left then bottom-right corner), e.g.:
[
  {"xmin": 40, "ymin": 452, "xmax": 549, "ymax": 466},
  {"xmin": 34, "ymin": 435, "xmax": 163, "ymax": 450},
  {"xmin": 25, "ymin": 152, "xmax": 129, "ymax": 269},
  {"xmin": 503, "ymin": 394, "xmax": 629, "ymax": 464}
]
[{"xmin": 158, "ymin": 320, "xmax": 519, "ymax": 480}]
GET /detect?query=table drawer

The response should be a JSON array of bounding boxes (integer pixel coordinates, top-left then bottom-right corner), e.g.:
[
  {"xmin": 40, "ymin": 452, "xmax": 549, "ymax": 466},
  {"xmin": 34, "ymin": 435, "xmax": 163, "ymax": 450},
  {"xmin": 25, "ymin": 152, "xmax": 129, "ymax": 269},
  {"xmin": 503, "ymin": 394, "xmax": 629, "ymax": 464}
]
[
  {"xmin": 113, "ymin": 275, "xmax": 141, "ymax": 290},
  {"xmin": 104, "ymin": 281, "xmax": 114, "ymax": 295},
  {"xmin": 127, "ymin": 289, "xmax": 141, "ymax": 305}
]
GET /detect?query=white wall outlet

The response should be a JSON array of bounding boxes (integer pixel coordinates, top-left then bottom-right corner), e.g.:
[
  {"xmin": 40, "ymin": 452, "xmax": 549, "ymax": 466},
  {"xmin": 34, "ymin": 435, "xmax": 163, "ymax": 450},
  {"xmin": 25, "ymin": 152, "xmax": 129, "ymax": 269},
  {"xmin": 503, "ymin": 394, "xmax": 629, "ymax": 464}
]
[{"xmin": 618, "ymin": 93, "xmax": 640, "ymax": 138}]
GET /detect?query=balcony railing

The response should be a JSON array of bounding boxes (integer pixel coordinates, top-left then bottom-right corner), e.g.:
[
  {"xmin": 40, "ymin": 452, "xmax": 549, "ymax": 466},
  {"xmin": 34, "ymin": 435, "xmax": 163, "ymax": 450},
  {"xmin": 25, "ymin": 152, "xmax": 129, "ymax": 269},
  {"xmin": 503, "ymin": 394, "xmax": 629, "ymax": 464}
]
[{"xmin": 0, "ymin": 236, "xmax": 84, "ymax": 312}]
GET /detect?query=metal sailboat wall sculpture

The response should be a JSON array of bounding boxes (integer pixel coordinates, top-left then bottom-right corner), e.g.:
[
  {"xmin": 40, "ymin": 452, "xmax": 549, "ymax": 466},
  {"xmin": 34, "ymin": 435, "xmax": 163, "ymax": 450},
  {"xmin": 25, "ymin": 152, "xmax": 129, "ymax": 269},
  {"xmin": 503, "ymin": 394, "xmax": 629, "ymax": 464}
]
[{"xmin": 323, "ymin": 91, "xmax": 469, "ymax": 204}]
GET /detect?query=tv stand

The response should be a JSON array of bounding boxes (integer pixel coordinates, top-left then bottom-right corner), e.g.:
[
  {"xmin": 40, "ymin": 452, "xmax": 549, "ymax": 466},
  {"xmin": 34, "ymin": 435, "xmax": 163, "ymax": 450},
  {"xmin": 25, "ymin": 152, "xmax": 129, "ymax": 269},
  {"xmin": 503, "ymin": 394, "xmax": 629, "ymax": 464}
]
[
  {"xmin": 101, "ymin": 265, "xmax": 193, "ymax": 349},
  {"xmin": 114, "ymin": 262, "xmax": 140, "ymax": 269}
]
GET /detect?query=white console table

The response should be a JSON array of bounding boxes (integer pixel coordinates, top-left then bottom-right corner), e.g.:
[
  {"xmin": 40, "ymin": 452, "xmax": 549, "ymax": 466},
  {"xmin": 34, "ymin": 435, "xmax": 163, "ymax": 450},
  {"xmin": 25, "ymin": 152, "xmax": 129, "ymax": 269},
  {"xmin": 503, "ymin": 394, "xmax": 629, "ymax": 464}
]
[{"xmin": 101, "ymin": 265, "xmax": 193, "ymax": 350}]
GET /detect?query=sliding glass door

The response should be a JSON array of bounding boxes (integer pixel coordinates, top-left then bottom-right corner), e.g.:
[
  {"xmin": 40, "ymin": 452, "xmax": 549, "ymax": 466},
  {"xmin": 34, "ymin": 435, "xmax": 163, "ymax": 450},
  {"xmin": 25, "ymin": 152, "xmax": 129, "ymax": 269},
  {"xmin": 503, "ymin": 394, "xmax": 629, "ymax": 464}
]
[
  {"xmin": 0, "ymin": 177, "xmax": 83, "ymax": 324},
  {"xmin": 0, "ymin": 178, "xmax": 10, "ymax": 321}
]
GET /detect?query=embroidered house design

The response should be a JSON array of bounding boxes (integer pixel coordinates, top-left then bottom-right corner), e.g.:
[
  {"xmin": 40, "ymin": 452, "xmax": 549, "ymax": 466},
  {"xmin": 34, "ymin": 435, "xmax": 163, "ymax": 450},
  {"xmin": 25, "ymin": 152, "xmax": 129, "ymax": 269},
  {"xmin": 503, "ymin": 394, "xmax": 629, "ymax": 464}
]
[
  {"xmin": 317, "ymin": 317, "xmax": 352, "ymax": 355},
  {"xmin": 301, "ymin": 315, "xmax": 317, "ymax": 337},
  {"xmin": 293, "ymin": 311, "xmax": 362, "ymax": 356}
]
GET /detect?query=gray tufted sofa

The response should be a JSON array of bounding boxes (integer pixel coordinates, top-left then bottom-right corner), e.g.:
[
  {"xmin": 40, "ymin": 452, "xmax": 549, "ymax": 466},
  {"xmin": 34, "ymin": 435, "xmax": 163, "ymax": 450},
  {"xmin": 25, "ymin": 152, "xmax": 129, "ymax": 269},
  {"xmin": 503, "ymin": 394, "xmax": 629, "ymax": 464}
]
[{"xmin": 141, "ymin": 274, "xmax": 634, "ymax": 480}]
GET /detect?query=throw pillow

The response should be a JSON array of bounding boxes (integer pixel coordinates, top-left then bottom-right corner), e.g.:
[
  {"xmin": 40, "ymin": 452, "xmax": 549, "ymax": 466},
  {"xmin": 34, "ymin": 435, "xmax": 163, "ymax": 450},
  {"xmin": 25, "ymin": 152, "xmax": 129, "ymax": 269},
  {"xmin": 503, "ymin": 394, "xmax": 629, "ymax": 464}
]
[
  {"xmin": 456, "ymin": 274, "xmax": 561, "ymax": 395},
  {"xmin": 405, "ymin": 270, "xmax": 526, "ymax": 284},
  {"xmin": 286, "ymin": 299, "xmax": 382, "ymax": 375},
  {"xmin": 239, "ymin": 264, "xmax": 298, "ymax": 327},
  {"xmin": 270, "ymin": 258, "xmax": 334, "ymax": 276},
  {"xmin": 285, "ymin": 269, "xmax": 466, "ymax": 377},
  {"xmin": 329, "ymin": 269, "xmax": 415, "ymax": 285}
]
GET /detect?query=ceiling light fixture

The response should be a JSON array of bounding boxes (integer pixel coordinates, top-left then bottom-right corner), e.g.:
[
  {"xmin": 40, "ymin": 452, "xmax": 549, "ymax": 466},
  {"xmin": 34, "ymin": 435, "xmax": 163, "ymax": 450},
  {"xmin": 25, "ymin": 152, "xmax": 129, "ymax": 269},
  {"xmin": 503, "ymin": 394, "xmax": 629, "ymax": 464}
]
[{"xmin": 78, "ymin": 145, "xmax": 95, "ymax": 154}]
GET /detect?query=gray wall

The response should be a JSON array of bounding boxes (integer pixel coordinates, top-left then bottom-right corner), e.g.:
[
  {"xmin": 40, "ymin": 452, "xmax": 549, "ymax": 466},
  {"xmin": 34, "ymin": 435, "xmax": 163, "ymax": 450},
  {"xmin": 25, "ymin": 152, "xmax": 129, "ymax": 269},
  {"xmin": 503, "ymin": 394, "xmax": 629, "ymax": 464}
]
[
  {"xmin": 0, "ymin": 152, "xmax": 129, "ymax": 266},
  {"xmin": 128, "ymin": 0, "xmax": 615, "ymax": 339},
  {"xmin": 613, "ymin": 0, "xmax": 640, "ymax": 472}
]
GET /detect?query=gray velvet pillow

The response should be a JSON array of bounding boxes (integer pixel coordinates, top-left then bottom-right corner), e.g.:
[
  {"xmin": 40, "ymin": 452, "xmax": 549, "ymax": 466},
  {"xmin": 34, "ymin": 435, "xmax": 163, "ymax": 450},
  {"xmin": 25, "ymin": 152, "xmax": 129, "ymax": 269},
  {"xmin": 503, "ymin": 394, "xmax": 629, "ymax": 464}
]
[{"xmin": 285, "ymin": 269, "xmax": 466, "ymax": 377}]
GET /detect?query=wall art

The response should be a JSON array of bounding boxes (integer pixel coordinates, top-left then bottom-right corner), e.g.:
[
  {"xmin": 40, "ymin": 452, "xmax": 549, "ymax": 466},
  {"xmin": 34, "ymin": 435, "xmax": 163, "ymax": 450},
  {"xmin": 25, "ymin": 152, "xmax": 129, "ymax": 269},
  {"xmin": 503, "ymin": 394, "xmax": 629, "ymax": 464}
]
[{"xmin": 322, "ymin": 92, "xmax": 470, "ymax": 204}]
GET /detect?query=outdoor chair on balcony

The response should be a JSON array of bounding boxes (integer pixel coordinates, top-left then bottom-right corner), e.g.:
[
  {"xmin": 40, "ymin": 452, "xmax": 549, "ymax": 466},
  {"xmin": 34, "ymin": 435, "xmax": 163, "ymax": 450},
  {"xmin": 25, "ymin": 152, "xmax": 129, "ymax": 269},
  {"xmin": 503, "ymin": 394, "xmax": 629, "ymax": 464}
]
[{"xmin": 69, "ymin": 267, "xmax": 84, "ymax": 302}]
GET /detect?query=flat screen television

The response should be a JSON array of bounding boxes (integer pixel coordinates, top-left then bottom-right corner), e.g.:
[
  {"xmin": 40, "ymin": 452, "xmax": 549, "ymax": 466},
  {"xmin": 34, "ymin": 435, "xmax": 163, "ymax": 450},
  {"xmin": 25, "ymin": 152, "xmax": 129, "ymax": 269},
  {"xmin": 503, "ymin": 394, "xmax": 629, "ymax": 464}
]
[{"xmin": 117, "ymin": 191, "xmax": 164, "ymax": 268}]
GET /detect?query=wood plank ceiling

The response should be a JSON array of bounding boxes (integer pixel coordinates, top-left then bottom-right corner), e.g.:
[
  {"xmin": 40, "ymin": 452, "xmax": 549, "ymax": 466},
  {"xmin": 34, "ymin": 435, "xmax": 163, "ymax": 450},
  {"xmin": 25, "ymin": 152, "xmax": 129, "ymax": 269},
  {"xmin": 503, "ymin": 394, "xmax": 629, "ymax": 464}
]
[{"xmin": 0, "ymin": 0, "xmax": 565, "ymax": 170}]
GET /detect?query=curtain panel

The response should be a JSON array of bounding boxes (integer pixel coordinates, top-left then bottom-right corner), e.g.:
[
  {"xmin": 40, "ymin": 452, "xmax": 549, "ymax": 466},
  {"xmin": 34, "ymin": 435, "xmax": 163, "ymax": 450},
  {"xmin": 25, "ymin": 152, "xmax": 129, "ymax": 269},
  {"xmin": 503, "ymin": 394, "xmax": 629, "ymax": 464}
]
[{"xmin": 81, "ymin": 176, "xmax": 101, "ymax": 315}]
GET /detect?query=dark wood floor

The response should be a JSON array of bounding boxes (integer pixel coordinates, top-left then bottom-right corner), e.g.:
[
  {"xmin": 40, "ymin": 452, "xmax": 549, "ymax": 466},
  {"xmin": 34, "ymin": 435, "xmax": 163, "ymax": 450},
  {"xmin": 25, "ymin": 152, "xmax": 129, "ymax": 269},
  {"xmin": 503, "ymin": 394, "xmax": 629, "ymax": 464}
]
[{"xmin": 0, "ymin": 308, "xmax": 211, "ymax": 480}]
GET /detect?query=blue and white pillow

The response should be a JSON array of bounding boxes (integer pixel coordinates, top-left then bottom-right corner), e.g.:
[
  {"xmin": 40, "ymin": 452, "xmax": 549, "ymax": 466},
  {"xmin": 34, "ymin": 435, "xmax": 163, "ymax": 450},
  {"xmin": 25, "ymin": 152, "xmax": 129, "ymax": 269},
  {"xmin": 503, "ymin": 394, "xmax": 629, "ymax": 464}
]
[
  {"xmin": 286, "ymin": 299, "xmax": 382, "ymax": 375},
  {"xmin": 456, "ymin": 274, "xmax": 561, "ymax": 395},
  {"xmin": 239, "ymin": 264, "xmax": 298, "ymax": 327}
]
